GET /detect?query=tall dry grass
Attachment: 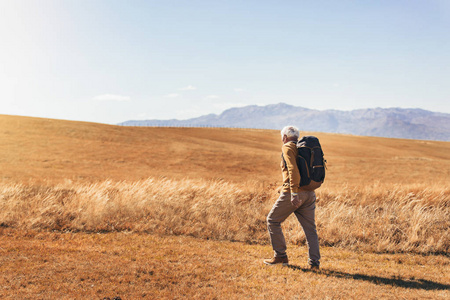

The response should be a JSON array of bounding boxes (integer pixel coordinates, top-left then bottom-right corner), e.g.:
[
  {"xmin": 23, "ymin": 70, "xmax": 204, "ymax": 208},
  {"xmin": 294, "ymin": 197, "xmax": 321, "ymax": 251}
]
[{"xmin": 0, "ymin": 178, "xmax": 448, "ymax": 255}]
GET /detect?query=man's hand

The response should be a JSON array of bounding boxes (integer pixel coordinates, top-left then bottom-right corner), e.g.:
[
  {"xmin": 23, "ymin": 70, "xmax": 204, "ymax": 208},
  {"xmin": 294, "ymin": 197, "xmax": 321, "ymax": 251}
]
[{"xmin": 291, "ymin": 193, "xmax": 301, "ymax": 207}]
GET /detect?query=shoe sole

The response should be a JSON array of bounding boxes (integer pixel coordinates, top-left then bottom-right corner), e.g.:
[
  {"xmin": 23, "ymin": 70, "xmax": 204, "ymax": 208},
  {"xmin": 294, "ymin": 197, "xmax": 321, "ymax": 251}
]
[{"xmin": 263, "ymin": 261, "xmax": 289, "ymax": 266}]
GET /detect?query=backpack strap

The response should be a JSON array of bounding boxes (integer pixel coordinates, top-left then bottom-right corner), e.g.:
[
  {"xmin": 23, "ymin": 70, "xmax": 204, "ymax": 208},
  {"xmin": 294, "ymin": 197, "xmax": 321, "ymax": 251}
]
[{"xmin": 281, "ymin": 153, "xmax": 287, "ymax": 169}]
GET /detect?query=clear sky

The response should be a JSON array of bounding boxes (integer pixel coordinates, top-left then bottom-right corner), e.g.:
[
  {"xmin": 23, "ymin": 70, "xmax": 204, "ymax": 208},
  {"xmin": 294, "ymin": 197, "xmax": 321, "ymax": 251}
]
[{"xmin": 1, "ymin": 0, "xmax": 449, "ymax": 124}]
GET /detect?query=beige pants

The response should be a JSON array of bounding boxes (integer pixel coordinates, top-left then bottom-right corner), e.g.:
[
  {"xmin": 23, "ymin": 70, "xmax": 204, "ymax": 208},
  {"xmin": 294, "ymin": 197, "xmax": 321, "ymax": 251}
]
[{"xmin": 267, "ymin": 191, "xmax": 320, "ymax": 265}]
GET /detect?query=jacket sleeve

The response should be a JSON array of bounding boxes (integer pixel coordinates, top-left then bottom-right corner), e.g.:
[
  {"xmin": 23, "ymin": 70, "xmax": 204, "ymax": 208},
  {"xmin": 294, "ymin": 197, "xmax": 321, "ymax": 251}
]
[{"xmin": 282, "ymin": 143, "xmax": 300, "ymax": 193}]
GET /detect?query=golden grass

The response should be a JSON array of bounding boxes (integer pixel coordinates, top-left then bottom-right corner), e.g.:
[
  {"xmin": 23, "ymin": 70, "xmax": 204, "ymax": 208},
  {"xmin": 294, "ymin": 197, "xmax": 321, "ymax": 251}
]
[
  {"xmin": 1, "ymin": 178, "xmax": 448, "ymax": 254},
  {"xmin": 1, "ymin": 115, "xmax": 450, "ymax": 298},
  {"xmin": 1, "ymin": 114, "xmax": 449, "ymax": 254}
]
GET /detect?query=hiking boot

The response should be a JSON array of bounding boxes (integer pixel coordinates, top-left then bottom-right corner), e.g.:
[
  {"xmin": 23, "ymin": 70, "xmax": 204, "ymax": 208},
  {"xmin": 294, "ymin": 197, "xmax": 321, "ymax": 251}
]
[
  {"xmin": 310, "ymin": 264, "xmax": 320, "ymax": 271},
  {"xmin": 263, "ymin": 256, "xmax": 289, "ymax": 266}
]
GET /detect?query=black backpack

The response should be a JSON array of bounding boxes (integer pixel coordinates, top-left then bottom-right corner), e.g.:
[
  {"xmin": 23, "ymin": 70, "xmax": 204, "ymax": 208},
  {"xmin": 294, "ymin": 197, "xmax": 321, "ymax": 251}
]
[{"xmin": 296, "ymin": 136, "xmax": 326, "ymax": 191}]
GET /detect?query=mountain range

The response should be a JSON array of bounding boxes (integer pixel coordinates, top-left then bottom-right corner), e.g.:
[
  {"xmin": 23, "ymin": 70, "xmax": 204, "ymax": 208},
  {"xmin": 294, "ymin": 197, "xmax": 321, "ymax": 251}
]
[{"xmin": 119, "ymin": 103, "xmax": 450, "ymax": 141}]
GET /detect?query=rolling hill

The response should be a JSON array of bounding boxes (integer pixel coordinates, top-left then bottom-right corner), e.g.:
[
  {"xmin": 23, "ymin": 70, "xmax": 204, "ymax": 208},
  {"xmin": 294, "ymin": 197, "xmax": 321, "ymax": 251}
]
[
  {"xmin": 1, "ymin": 114, "xmax": 449, "ymax": 189},
  {"xmin": 1, "ymin": 114, "xmax": 449, "ymax": 299}
]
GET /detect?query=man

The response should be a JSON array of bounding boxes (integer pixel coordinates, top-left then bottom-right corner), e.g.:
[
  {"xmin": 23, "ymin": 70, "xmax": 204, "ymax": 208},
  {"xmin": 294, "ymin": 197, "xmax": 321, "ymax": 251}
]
[{"xmin": 264, "ymin": 125, "xmax": 320, "ymax": 270}]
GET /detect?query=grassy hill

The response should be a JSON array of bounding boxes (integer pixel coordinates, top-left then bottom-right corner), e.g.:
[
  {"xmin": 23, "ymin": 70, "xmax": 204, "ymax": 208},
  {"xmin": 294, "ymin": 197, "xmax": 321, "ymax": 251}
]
[
  {"xmin": 1, "ymin": 114, "xmax": 449, "ymax": 188},
  {"xmin": 0, "ymin": 115, "xmax": 449, "ymax": 299}
]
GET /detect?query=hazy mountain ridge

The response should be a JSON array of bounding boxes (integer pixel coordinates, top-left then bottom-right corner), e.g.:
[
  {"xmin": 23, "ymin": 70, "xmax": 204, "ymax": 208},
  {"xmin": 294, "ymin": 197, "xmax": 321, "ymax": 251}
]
[{"xmin": 119, "ymin": 103, "xmax": 450, "ymax": 141}]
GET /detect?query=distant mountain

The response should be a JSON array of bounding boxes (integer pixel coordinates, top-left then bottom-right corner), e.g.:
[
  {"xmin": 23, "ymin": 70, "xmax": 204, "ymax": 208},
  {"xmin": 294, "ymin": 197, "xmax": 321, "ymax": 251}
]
[{"xmin": 119, "ymin": 103, "xmax": 450, "ymax": 141}]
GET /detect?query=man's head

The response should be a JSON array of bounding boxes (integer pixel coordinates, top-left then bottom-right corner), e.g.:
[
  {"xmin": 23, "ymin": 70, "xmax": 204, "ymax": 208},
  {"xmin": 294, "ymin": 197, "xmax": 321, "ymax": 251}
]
[{"xmin": 281, "ymin": 125, "xmax": 300, "ymax": 144}]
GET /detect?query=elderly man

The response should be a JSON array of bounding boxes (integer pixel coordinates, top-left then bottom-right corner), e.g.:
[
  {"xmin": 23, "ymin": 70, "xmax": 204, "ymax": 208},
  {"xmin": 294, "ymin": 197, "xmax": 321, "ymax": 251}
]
[{"xmin": 264, "ymin": 125, "xmax": 320, "ymax": 270}]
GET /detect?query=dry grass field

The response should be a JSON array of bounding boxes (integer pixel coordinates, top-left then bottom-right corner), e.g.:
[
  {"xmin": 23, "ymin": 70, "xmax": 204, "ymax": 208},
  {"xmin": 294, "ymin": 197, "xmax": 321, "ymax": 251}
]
[
  {"xmin": 1, "ymin": 229, "xmax": 449, "ymax": 299},
  {"xmin": 0, "ymin": 114, "xmax": 449, "ymax": 299}
]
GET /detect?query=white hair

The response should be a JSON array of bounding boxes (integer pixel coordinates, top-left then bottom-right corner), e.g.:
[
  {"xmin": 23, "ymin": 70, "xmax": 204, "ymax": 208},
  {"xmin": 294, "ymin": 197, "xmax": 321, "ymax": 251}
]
[{"xmin": 281, "ymin": 125, "xmax": 300, "ymax": 139}]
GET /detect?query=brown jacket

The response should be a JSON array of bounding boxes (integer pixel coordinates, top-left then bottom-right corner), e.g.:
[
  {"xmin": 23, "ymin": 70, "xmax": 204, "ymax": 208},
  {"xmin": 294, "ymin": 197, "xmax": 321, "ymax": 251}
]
[{"xmin": 280, "ymin": 141, "xmax": 301, "ymax": 194}]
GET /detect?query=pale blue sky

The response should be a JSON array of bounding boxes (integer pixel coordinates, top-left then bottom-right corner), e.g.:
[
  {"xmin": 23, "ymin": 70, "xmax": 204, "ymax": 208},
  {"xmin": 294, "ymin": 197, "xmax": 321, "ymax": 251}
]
[{"xmin": 1, "ymin": 0, "xmax": 449, "ymax": 124}]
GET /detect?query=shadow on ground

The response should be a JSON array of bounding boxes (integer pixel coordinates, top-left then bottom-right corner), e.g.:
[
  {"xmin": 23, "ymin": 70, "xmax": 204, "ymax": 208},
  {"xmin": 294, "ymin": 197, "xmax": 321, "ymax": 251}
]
[{"xmin": 287, "ymin": 265, "xmax": 450, "ymax": 291}]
